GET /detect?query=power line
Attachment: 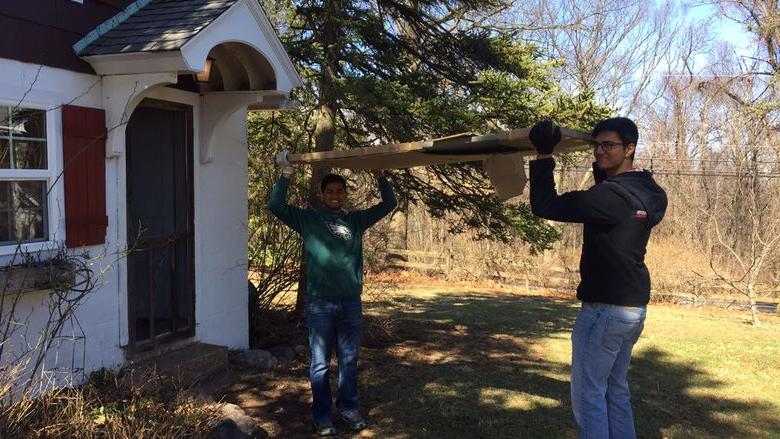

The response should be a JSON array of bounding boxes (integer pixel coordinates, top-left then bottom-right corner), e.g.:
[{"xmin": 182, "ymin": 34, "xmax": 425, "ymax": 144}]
[
  {"xmin": 642, "ymin": 144, "xmax": 780, "ymax": 152},
  {"xmin": 637, "ymin": 140, "xmax": 780, "ymax": 148},
  {"xmin": 560, "ymin": 167, "xmax": 780, "ymax": 179},
  {"xmin": 635, "ymin": 157, "xmax": 780, "ymax": 164},
  {"xmin": 634, "ymin": 157, "xmax": 780, "ymax": 165},
  {"xmin": 650, "ymin": 170, "xmax": 780, "ymax": 178}
]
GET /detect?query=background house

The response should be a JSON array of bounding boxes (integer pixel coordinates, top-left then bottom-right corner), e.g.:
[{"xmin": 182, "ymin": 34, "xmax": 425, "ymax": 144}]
[{"xmin": 0, "ymin": 0, "xmax": 301, "ymax": 385}]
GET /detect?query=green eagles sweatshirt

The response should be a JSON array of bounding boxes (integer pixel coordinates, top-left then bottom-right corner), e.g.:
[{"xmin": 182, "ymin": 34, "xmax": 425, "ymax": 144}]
[{"xmin": 268, "ymin": 176, "xmax": 398, "ymax": 299}]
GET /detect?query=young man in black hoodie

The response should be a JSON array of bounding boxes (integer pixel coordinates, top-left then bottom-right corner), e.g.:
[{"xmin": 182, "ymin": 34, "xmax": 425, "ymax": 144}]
[{"xmin": 528, "ymin": 118, "xmax": 667, "ymax": 439}]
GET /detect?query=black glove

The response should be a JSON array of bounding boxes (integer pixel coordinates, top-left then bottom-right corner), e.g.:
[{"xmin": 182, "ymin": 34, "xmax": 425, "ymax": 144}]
[
  {"xmin": 592, "ymin": 161, "xmax": 607, "ymax": 184},
  {"xmin": 529, "ymin": 120, "xmax": 561, "ymax": 155}
]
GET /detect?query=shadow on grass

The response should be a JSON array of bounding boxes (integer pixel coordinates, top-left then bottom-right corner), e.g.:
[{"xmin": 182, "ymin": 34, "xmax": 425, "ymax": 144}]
[
  {"xmin": 630, "ymin": 347, "xmax": 778, "ymax": 438},
  {"xmin": 226, "ymin": 292, "xmax": 779, "ymax": 438}
]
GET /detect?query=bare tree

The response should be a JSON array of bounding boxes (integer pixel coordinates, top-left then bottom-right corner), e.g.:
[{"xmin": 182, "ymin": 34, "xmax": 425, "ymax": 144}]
[
  {"xmin": 510, "ymin": 0, "xmax": 684, "ymax": 117},
  {"xmin": 703, "ymin": 141, "xmax": 780, "ymax": 327},
  {"xmin": 639, "ymin": 30, "xmax": 779, "ymax": 324},
  {"xmin": 703, "ymin": 0, "xmax": 779, "ymax": 127}
]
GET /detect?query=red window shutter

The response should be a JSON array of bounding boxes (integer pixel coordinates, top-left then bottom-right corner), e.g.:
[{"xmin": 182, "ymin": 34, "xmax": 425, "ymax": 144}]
[{"xmin": 62, "ymin": 105, "xmax": 108, "ymax": 248}]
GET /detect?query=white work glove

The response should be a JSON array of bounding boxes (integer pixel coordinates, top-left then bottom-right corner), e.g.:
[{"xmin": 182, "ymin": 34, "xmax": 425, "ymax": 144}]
[{"xmin": 275, "ymin": 150, "xmax": 294, "ymax": 178}]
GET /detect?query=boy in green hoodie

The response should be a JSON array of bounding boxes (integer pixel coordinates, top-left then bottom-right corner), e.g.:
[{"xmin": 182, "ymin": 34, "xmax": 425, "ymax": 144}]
[{"xmin": 268, "ymin": 151, "xmax": 397, "ymax": 436}]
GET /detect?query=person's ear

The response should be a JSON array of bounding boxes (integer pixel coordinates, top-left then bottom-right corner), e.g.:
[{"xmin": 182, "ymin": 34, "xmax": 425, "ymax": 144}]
[{"xmin": 624, "ymin": 143, "xmax": 636, "ymax": 160}]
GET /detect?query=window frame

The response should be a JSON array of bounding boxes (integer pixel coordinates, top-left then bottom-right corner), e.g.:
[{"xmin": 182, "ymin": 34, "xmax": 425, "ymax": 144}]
[{"xmin": 0, "ymin": 101, "xmax": 64, "ymax": 258}]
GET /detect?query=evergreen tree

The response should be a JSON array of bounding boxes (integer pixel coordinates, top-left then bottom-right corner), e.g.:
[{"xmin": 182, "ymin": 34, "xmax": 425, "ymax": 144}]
[{"xmin": 250, "ymin": 0, "xmax": 610, "ymax": 311}]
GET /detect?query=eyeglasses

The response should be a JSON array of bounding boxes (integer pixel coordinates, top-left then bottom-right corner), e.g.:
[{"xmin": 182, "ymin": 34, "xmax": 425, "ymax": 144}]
[{"xmin": 591, "ymin": 141, "xmax": 625, "ymax": 152}]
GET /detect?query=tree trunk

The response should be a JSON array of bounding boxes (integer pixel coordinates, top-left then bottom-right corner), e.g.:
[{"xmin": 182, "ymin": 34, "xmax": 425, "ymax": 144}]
[
  {"xmin": 747, "ymin": 282, "xmax": 761, "ymax": 327},
  {"xmin": 294, "ymin": 0, "xmax": 340, "ymax": 315}
]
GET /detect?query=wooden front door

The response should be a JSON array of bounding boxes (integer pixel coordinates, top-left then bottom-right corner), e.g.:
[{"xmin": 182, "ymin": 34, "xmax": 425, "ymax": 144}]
[{"xmin": 126, "ymin": 99, "xmax": 195, "ymax": 350}]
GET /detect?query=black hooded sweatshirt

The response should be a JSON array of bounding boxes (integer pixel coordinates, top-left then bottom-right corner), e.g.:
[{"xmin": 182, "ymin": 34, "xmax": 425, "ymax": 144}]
[{"xmin": 529, "ymin": 157, "xmax": 668, "ymax": 306}]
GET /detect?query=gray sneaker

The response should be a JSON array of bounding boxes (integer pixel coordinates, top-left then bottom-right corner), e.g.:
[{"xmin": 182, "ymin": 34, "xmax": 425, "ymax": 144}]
[
  {"xmin": 339, "ymin": 409, "xmax": 367, "ymax": 431},
  {"xmin": 313, "ymin": 420, "xmax": 336, "ymax": 437}
]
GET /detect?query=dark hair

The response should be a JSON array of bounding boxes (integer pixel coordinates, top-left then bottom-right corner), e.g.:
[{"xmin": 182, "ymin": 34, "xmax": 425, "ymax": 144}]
[
  {"xmin": 320, "ymin": 174, "xmax": 347, "ymax": 192},
  {"xmin": 592, "ymin": 117, "xmax": 638, "ymax": 160}
]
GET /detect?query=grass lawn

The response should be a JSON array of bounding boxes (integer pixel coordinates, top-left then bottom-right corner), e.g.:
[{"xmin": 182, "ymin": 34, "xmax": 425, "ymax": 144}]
[{"xmin": 225, "ymin": 285, "xmax": 780, "ymax": 438}]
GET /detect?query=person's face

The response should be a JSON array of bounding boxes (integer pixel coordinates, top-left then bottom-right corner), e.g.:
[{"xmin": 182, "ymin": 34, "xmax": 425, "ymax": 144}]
[
  {"xmin": 321, "ymin": 182, "xmax": 347, "ymax": 211},
  {"xmin": 593, "ymin": 130, "xmax": 635, "ymax": 173}
]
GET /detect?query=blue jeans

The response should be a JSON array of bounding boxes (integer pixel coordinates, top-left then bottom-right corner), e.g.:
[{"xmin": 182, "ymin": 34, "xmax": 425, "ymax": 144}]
[
  {"xmin": 306, "ymin": 297, "xmax": 362, "ymax": 424},
  {"xmin": 571, "ymin": 302, "xmax": 646, "ymax": 439}
]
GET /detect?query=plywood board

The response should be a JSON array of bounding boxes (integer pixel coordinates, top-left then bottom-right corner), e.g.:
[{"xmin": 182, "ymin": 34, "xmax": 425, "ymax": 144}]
[{"xmin": 288, "ymin": 127, "xmax": 592, "ymax": 170}]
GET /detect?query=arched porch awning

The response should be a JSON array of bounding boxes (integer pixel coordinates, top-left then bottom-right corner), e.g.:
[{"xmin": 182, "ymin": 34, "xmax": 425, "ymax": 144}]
[{"xmin": 72, "ymin": 0, "xmax": 303, "ymax": 161}]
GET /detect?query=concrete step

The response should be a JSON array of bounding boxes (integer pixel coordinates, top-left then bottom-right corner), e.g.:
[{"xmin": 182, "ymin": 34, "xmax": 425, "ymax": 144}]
[{"xmin": 129, "ymin": 342, "xmax": 228, "ymax": 385}]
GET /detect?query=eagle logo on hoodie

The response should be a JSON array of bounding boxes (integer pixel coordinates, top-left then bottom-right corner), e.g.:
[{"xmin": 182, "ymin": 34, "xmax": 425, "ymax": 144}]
[{"xmin": 327, "ymin": 222, "xmax": 353, "ymax": 241}]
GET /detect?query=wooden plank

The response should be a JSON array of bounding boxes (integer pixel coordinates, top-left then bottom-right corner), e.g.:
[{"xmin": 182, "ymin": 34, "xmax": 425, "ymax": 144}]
[
  {"xmin": 387, "ymin": 261, "xmax": 443, "ymax": 270},
  {"xmin": 496, "ymin": 271, "xmax": 575, "ymax": 285},
  {"xmin": 387, "ymin": 248, "xmax": 445, "ymax": 258},
  {"xmin": 291, "ymin": 140, "xmax": 423, "ymax": 162},
  {"xmin": 497, "ymin": 127, "xmax": 592, "ymax": 153},
  {"xmin": 288, "ymin": 127, "xmax": 593, "ymax": 170},
  {"xmin": 507, "ymin": 264, "xmax": 574, "ymax": 274}
]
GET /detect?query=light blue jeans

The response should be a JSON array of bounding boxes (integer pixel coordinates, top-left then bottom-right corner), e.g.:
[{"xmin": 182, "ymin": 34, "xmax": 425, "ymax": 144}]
[
  {"xmin": 571, "ymin": 302, "xmax": 646, "ymax": 439},
  {"xmin": 306, "ymin": 297, "xmax": 362, "ymax": 425}
]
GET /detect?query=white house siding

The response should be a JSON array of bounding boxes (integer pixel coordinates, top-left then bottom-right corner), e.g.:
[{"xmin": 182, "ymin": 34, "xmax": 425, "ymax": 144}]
[
  {"xmin": 0, "ymin": 58, "xmax": 125, "ymax": 382},
  {"xmin": 192, "ymin": 108, "xmax": 250, "ymax": 349},
  {"xmin": 0, "ymin": 58, "xmax": 251, "ymax": 386}
]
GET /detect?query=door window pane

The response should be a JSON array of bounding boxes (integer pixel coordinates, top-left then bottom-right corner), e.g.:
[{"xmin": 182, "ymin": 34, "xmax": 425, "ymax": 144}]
[{"xmin": 133, "ymin": 249, "xmax": 151, "ymax": 342}]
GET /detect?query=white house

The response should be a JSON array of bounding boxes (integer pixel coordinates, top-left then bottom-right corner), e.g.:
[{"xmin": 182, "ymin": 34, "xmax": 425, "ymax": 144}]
[{"xmin": 0, "ymin": 0, "xmax": 301, "ymax": 386}]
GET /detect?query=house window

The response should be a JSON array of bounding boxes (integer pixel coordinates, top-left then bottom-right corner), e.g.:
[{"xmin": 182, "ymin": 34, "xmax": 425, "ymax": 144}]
[{"xmin": 0, "ymin": 106, "xmax": 49, "ymax": 246}]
